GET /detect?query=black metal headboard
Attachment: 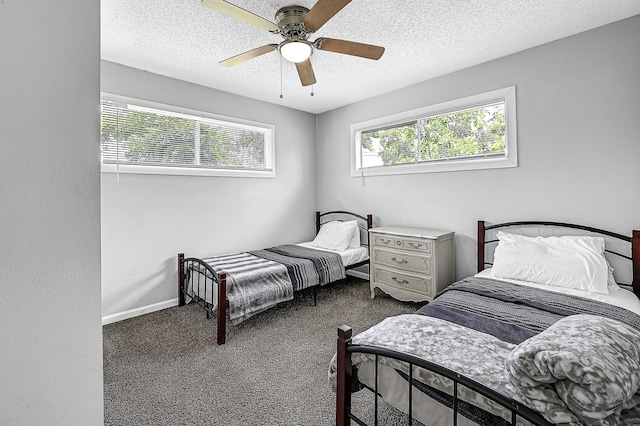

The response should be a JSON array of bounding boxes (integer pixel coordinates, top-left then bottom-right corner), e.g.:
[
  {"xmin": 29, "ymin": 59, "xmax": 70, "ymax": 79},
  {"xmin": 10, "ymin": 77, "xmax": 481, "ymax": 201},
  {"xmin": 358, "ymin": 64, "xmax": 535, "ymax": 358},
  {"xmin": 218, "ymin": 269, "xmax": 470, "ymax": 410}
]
[
  {"xmin": 316, "ymin": 211, "xmax": 373, "ymax": 247},
  {"xmin": 477, "ymin": 220, "xmax": 640, "ymax": 298}
]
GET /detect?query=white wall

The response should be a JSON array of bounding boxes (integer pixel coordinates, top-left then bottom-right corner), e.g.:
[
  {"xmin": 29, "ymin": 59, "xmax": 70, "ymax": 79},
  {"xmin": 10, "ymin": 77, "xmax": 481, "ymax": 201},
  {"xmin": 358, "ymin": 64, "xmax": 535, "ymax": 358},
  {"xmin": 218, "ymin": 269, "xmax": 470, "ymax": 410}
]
[
  {"xmin": 0, "ymin": 1, "xmax": 103, "ymax": 425},
  {"xmin": 316, "ymin": 16, "xmax": 640, "ymax": 280},
  {"xmin": 100, "ymin": 62, "xmax": 318, "ymax": 320}
]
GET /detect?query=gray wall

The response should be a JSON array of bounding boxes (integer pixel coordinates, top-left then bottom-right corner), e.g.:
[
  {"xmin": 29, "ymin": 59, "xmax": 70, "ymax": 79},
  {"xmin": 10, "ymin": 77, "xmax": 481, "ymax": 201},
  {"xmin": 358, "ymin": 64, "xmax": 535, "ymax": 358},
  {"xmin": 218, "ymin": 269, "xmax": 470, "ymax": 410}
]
[
  {"xmin": 316, "ymin": 16, "xmax": 640, "ymax": 280},
  {"xmin": 0, "ymin": 1, "xmax": 103, "ymax": 425},
  {"xmin": 100, "ymin": 62, "xmax": 318, "ymax": 320}
]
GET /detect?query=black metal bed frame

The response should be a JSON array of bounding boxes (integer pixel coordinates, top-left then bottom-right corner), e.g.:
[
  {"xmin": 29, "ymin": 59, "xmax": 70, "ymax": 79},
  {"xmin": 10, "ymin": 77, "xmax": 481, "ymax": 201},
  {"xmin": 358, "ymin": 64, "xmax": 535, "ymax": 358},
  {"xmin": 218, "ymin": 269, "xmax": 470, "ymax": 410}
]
[
  {"xmin": 336, "ymin": 326, "xmax": 553, "ymax": 426},
  {"xmin": 336, "ymin": 220, "xmax": 640, "ymax": 426}
]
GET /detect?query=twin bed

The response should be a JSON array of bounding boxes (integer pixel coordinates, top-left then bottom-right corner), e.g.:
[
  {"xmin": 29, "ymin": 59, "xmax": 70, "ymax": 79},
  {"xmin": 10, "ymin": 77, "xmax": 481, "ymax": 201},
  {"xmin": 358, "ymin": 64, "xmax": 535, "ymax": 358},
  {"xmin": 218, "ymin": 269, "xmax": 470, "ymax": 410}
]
[
  {"xmin": 177, "ymin": 211, "xmax": 372, "ymax": 344},
  {"xmin": 332, "ymin": 220, "xmax": 640, "ymax": 426}
]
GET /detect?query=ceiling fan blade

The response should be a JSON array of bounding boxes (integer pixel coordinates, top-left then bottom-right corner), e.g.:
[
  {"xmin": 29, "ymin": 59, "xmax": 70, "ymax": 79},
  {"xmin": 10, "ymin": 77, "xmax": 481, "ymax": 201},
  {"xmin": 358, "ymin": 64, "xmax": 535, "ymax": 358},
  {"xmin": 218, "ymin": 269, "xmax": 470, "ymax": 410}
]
[
  {"xmin": 219, "ymin": 44, "xmax": 278, "ymax": 67},
  {"xmin": 201, "ymin": 0, "xmax": 280, "ymax": 32},
  {"xmin": 302, "ymin": 0, "xmax": 351, "ymax": 31},
  {"xmin": 315, "ymin": 37, "xmax": 385, "ymax": 60},
  {"xmin": 295, "ymin": 59, "xmax": 316, "ymax": 86}
]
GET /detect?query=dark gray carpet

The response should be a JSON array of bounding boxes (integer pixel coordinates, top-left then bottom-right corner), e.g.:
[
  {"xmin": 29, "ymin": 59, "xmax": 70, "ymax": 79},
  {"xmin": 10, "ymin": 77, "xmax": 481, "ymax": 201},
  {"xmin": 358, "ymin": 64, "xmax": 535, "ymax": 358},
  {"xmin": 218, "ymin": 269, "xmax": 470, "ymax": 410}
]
[{"xmin": 103, "ymin": 276, "xmax": 423, "ymax": 425}]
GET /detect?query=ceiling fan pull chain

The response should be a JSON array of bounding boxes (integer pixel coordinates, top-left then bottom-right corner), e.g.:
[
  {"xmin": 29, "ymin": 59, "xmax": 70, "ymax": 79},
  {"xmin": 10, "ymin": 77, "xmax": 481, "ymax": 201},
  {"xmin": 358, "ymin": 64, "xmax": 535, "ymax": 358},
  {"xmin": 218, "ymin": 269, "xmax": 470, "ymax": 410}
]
[
  {"xmin": 310, "ymin": 84, "xmax": 314, "ymax": 97},
  {"xmin": 279, "ymin": 55, "xmax": 284, "ymax": 99}
]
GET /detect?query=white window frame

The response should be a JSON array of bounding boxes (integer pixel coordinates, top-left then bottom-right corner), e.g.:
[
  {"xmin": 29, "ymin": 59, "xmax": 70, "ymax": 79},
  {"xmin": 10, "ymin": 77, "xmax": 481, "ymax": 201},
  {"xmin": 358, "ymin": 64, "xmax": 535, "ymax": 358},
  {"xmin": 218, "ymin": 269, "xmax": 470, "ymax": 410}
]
[
  {"xmin": 101, "ymin": 93, "xmax": 276, "ymax": 178},
  {"xmin": 351, "ymin": 86, "xmax": 517, "ymax": 177}
]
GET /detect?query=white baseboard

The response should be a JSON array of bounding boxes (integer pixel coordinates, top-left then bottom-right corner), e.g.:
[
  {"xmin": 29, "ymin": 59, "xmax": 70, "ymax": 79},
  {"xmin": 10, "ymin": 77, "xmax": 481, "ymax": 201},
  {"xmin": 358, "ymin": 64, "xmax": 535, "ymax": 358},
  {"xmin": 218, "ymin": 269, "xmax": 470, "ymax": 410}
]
[
  {"xmin": 346, "ymin": 269, "xmax": 369, "ymax": 280},
  {"xmin": 102, "ymin": 298, "xmax": 178, "ymax": 325},
  {"xmin": 102, "ymin": 271, "xmax": 368, "ymax": 325}
]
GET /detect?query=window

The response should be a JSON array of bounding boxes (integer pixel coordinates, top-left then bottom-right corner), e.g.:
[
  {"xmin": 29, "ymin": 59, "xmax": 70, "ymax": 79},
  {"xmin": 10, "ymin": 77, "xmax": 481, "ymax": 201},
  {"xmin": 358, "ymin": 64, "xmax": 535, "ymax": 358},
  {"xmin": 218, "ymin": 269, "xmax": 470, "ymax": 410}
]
[
  {"xmin": 351, "ymin": 86, "xmax": 517, "ymax": 176},
  {"xmin": 101, "ymin": 95, "xmax": 275, "ymax": 177}
]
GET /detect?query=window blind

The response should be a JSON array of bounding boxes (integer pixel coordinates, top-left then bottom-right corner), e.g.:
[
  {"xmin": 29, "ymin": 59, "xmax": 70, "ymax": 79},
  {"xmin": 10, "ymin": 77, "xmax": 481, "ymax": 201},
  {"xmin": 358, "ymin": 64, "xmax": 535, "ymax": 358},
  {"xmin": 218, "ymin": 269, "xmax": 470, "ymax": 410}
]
[{"xmin": 101, "ymin": 100, "xmax": 270, "ymax": 171}]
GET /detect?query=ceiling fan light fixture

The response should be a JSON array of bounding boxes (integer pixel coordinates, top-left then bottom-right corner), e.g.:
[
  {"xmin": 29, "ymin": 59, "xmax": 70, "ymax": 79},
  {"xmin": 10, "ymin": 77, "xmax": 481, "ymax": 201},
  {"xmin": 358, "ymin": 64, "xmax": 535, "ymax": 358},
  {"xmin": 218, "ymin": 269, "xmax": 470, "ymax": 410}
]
[{"xmin": 279, "ymin": 40, "xmax": 313, "ymax": 63}]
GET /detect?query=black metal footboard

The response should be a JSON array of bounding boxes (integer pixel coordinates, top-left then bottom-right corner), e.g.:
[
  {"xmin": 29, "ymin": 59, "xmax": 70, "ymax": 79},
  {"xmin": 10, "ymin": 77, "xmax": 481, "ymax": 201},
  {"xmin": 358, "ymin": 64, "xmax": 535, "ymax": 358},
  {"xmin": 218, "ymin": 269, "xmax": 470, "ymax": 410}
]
[
  {"xmin": 178, "ymin": 253, "xmax": 228, "ymax": 344},
  {"xmin": 336, "ymin": 326, "xmax": 552, "ymax": 426}
]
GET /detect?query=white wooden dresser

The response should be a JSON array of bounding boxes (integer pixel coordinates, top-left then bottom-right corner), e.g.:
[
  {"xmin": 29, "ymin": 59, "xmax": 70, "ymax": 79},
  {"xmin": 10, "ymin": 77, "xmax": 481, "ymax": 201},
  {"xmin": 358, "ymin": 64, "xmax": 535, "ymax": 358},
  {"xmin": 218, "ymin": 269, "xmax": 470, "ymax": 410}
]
[{"xmin": 369, "ymin": 226, "xmax": 455, "ymax": 302}]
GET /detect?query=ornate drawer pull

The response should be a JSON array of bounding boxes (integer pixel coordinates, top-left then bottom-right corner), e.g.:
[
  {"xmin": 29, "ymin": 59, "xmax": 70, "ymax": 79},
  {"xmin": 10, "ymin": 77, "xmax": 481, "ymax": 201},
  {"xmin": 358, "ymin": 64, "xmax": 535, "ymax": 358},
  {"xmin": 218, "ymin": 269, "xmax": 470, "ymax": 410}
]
[
  {"xmin": 395, "ymin": 241, "xmax": 402, "ymax": 246},
  {"xmin": 392, "ymin": 277, "xmax": 409, "ymax": 285},
  {"xmin": 408, "ymin": 242, "xmax": 424, "ymax": 249},
  {"xmin": 379, "ymin": 238, "xmax": 392, "ymax": 245},
  {"xmin": 390, "ymin": 257, "xmax": 408, "ymax": 264}
]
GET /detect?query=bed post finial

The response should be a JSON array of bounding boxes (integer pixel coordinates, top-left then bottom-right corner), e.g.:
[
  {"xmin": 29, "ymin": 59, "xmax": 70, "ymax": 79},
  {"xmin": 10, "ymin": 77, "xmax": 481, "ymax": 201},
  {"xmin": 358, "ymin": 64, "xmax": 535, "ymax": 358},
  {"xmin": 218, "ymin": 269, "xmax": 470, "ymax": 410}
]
[{"xmin": 336, "ymin": 325, "xmax": 353, "ymax": 426}]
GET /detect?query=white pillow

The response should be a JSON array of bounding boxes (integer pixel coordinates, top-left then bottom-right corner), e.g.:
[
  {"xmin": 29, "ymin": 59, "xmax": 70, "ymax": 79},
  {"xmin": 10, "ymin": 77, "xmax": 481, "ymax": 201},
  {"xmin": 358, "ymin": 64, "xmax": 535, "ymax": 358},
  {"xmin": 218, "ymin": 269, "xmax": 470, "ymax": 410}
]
[
  {"xmin": 344, "ymin": 220, "xmax": 361, "ymax": 249},
  {"xmin": 310, "ymin": 221, "xmax": 357, "ymax": 252},
  {"xmin": 491, "ymin": 232, "xmax": 609, "ymax": 295},
  {"xmin": 606, "ymin": 262, "xmax": 619, "ymax": 289}
]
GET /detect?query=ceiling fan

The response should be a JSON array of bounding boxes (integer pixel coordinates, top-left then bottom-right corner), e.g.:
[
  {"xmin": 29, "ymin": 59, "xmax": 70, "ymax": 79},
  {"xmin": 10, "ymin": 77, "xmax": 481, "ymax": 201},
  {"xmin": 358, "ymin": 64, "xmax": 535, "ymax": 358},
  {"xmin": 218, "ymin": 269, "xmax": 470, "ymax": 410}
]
[{"xmin": 202, "ymin": 0, "xmax": 385, "ymax": 87}]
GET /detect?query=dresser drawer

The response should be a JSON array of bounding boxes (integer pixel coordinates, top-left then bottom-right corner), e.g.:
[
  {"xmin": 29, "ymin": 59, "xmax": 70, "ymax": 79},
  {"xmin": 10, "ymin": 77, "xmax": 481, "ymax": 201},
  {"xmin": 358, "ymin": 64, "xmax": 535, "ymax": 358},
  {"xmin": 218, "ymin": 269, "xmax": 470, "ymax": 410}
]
[
  {"xmin": 373, "ymin": 266, "xmax": 433, "ymax": 295},
  {"xmin": 373, "ymin": 235, "xmax": 432, "ymax": 254},
  {"xmin": 372, "ymin": 247, "xmax": 431, "ymax": 274}
]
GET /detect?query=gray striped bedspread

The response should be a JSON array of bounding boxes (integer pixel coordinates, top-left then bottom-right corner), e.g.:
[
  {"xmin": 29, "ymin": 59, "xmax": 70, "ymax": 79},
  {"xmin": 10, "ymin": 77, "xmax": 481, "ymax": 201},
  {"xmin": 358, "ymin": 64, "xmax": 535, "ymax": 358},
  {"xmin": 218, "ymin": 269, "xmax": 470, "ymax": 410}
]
[
  {"xmin": 417, "ymin": 277, "xmax": 640, "ymax": 344},
  {"xmin": 197, "ymin": 244, "xmax": 344, "ymax": 325},
  {"xmin": 251, "ymin": 244, "xmax": 345, "ymax": 291}
]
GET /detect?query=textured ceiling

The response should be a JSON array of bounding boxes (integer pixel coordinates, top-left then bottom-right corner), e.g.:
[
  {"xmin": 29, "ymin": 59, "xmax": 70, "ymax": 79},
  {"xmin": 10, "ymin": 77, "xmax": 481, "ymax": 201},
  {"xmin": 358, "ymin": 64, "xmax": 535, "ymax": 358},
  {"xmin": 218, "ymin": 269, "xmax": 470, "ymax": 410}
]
[{"xmin": 101, "ymin": 0, "xmax": 640, "ymax": 114}]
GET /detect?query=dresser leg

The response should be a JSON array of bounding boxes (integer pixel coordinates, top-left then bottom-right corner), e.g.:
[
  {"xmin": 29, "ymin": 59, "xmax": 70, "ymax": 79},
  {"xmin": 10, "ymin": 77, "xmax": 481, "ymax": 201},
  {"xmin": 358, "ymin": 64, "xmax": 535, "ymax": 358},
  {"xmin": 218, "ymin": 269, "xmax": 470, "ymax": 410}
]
[{"xmin": 370, "ymin": 285, "xmax": 376, "ymax": 299}]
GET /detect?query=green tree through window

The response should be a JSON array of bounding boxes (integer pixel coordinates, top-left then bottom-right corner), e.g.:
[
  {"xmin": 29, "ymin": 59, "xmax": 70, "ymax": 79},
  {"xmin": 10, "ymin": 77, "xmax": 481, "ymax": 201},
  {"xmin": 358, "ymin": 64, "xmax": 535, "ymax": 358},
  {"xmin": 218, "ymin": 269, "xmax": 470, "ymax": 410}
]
[{"xmin": 360, "ymin": 103, "xmax": 505, "ymax": 167}]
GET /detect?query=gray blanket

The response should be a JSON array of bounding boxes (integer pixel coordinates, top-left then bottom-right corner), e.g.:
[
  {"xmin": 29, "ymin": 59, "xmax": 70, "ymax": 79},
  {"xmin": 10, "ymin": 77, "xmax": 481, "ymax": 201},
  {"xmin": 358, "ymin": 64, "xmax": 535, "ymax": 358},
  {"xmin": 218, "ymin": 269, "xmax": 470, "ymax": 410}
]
[
  {"xmin": 507, "ymin": 314, "xmax": 640, "ymax": 425},
  {"xmin": 199, "ymin": 252, "xmax": 293, "ymax": 325},
  {"xmin": 201, "ymin": 244, "xmax": 345, "ymax": 325},
  {"xmin": 252, "ymin": 244, "xmax": 345, "ymax": 291},
  {"xmin": 418, "ymin": 277, "xmax": 640, "ymax": 343}
]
